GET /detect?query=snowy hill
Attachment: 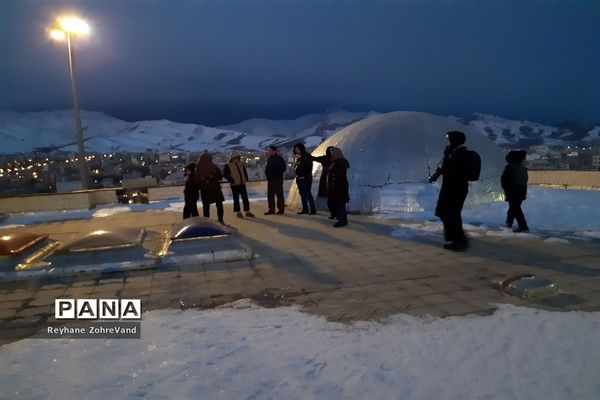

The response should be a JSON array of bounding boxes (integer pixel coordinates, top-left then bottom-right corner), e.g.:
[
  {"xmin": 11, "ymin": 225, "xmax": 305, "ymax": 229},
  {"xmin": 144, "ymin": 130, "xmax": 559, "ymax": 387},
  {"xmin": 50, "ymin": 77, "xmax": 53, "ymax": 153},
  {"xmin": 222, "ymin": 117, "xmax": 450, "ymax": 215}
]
[
  {"xmin": 219, "ymin": 110, "xmax": 377, "ymax": 138},
  {"xmin": 457, "ymin": 113, "xmax": 600, "ymax": 148},
  {"xmin": 0, "ymin": 110, "xmax": 374, "ymax": 155},
  {"xmin": 0, "ymin": 109, "xmax": 597, "ymax": 155}
]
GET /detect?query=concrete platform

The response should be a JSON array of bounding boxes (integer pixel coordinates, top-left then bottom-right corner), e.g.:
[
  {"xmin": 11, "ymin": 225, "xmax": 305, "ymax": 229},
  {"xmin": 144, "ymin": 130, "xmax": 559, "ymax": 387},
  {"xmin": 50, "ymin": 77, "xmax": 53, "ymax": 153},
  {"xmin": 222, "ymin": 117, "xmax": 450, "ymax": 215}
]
[{"xmin": 1, "ymin": 199, "xmax": 599, "ymax": 345}]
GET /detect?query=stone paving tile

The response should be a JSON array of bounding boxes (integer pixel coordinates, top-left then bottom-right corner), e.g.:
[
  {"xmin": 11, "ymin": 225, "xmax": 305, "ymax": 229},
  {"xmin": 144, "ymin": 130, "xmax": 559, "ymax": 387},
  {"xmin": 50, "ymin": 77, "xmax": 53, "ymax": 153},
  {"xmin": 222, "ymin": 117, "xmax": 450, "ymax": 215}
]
[
  {"xmin": 436, "ymin": 301, "xmax": 483, "ymax": 316},
  {"xmin": 1, "ymin": 199, "xmax": 599, "ymax": 345},
  {"xmin": 420, "ymin": 292, "xmax": 460, "ymax": 306}
]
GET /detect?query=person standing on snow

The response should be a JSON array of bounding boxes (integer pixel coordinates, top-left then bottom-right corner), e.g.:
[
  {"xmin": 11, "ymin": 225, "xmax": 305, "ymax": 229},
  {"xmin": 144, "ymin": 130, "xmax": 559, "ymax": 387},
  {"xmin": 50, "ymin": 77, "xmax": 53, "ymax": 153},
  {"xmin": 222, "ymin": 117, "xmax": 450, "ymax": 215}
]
[
  {"xmin": 501, "ymin": 150, "xmax": 529, "ymax": 232},
  {"xmin": 264, "ymin": 145, "xmax": 287, "ymax": 215},
  {"xmin": 293, "ymin": 143, "xmax": 316, "ymax": 215},
  {"xmin": 195, "ymin": 152, "xmax": 226, "ymax": 224},
  {"xmin": 182, "ymin": 163, "xmax": 200, "ymax": 219},
  {"xmin": 312, "ymin": 146, "xmax": 336, "ymax": 219},
  {"xmin": 327, "ymin": 147, "xmax": 350, "ymax": 227},
  {"xmin": 429, "ymin": 131, "xmax": 471, "ymax": 250},
  {"xmin": 223, "ymin": 153, "xmax": 255, "ymax": 219}
]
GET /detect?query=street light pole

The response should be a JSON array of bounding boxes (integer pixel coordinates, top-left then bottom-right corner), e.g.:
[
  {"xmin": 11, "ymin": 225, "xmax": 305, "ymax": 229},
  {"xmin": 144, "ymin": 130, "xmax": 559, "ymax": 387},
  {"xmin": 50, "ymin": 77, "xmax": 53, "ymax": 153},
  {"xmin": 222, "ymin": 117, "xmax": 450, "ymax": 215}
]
[{"xmin": 65, "ymin": 32, "xmax": 89, "ymax": 189}]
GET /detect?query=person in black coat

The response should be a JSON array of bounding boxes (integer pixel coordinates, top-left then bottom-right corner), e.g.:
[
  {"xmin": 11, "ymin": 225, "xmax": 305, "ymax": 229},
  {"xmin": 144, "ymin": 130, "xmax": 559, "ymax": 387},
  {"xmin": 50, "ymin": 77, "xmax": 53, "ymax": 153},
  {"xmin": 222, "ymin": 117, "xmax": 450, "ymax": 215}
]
[
  {"xmin": 183, "ymin": 163, "xmax": 200, "ymax": 219},
  {"xmin": 195, "ymin": 152, "xmax": 225, "ymax": 224},
  {"xmin": 312, "ymin": 146, "xmax": 336, "ymax": 219},
  {"xmin": 429, "ymin": 131, "xmax": 470, "ymax": 250},
  {"xmin": 327, "ymin": 147, "xmax": 350, "ymax": 227},
  {"xmin": 293, "ymin": 143, "xmax": 316, "ymax": 215},
  {"xmin": 501, "ymin": 150, "xmax": 529, "ymax": 232},
  {"xmin": 264, "ymin": 145, "xmax": 287, "ymax": 215}
]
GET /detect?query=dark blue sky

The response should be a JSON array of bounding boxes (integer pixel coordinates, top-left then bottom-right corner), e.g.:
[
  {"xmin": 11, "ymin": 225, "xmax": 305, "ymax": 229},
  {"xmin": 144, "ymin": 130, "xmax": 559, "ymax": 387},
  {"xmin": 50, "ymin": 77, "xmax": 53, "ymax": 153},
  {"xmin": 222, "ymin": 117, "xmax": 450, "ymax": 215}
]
[{"xmin": 1, "ymin": 0, "xmax": 599, "ymax": 126}]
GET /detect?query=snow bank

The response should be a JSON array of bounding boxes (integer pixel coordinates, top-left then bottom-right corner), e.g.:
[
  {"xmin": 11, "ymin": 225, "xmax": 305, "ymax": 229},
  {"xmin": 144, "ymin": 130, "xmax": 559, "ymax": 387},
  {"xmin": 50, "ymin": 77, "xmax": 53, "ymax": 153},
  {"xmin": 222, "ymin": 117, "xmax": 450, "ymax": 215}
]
[
  {"xmin": 92, "ymin": 206, "xmax": 133, "ymax": 218},
  {"xmin": 388, "ymin": 186, "xmax": 600, "ymax": 241},
  {"xmin": 0, "ymin": 304, "xmax": 598, "ymax": 399}
]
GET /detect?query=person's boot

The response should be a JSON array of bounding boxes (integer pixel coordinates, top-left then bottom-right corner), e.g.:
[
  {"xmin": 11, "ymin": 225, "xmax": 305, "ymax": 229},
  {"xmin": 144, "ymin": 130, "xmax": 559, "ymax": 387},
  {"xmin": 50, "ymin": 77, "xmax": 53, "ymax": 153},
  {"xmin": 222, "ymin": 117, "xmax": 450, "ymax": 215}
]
[
  {"xmin": 264, "ymin": 210, "xmax": 275, "ymax": 215},
  {"xmin": 276, "ymin": 210, "xmax": 284, "ymax": 215},
  {"xmin": 513, "ymin": 227, "xmax": 529, "ymax": 233},
  {"xmin": 443, "ymin": 240, "xmax": 469, "ymax": 251},
  {"xmin": 334, "ymin": 221, "xmax": 347, "ymax": 228},
  {"xmin": 218, "ymin": 219, "xmax": 226, "ymax": 225},
  {"xmin": 309, "ymin": 210, "xmax": 317, "ymax": 215},
  {"xmin": 236, "ymin": 212, "xmax": 244, "ymax": 218},
  {"xmin": 297, "ymin": 210, "xmax": 309, "ymax": 215},
  {"xmin": 245, "ymin": 211, "xmax": 255, "ymax": 218}
]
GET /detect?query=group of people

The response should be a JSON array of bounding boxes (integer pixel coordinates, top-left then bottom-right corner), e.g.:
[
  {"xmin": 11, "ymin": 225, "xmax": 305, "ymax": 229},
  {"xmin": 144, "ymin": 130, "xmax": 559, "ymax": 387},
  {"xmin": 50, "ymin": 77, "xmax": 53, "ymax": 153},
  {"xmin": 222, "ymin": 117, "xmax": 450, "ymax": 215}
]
[
  {"xmin": 182, "ymin": 143, "xmax": 351, "ymax": 228},
  {"xmin": 429, "ymin": 131, "xmax": 529, "ymax": 251},
  {"xmin": 183, "ymin": 130, "xmax": 529, "ymax": 248},
  {"xmin": 291, "ymin": 143, "xmax": 350, "ymax": 227}
]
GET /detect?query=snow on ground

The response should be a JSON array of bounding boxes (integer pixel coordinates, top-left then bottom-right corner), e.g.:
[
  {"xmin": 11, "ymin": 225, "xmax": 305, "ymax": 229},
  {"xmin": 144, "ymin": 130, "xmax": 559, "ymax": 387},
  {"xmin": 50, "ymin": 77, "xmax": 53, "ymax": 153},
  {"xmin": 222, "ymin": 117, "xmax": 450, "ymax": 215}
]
[
  {"xmin": 387, "ymin": 186, "xmax": 600, "ymax": 242},
  {"xmin": 1, "ymin": 186, "xmax": 598, "ymax": 243},
  {"xmin": 0, "ymin": 196, "xmax": 268, "ymax": 228},
  {"xmin": 0, "ymin": 303, "xmax": 598, "ymax": 400}
]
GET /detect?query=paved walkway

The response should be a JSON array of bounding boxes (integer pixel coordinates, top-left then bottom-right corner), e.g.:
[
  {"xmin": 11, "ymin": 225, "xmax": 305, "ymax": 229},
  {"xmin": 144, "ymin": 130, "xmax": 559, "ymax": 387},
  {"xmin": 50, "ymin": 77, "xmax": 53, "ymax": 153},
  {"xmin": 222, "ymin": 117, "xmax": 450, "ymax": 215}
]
[{"xmin": 1, "ymin": 200, "xmax": 599, "ymax": 345}]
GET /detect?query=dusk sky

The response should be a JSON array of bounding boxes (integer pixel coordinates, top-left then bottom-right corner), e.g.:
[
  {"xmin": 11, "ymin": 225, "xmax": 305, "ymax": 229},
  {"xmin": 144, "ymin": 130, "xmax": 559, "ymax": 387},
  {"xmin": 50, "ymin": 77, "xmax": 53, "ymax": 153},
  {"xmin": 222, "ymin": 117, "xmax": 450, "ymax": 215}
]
[{"xmin": 1, "ymin": 0, "xmax": 598, "ymax": 126}]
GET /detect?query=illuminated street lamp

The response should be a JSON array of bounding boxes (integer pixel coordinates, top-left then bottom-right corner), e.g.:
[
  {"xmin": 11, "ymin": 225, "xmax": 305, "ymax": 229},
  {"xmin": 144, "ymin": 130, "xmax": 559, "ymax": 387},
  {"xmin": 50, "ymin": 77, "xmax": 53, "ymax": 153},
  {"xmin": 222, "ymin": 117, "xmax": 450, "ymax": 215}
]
[{"xmin": 49, "ymin": 15, "xmax": 91, "ymax": 189}]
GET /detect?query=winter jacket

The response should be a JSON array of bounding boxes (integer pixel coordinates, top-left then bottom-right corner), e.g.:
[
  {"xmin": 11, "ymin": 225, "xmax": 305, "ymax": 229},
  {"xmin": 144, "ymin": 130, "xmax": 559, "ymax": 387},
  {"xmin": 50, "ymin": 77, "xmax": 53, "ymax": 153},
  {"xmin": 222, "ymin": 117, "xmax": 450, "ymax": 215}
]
[
  {"xmin": 434, "ymin": 145, "xmax": 470, "ymax": 218},
  {"xmin": 501, "ymin": 150, "xmax": 528, "ymax": 201},
  {"xmin": 312, "ymin": 147, "xmax": 333, "ymax": 198},
  {"xmin": 223, "ymin": 156, "xmax": 249, "ymax": 187},
  {"xmin": 326, "ymin": 148, "xmax": 350, "ymax": 204},
  {"xmin": 293, "ymin": 143, "xmax": 313, "ymax": 181},
  {"xmin": 183, "ymin": 163, "xmax": 200, "ymax": 203},
  {"xmin": 194, "ymin": 153, "xmax": 225, "ymax": 204},
  {"xmin": 265, "ymin": 154, "xmax": 286, "ymax": 181},
  {"xmin": 184, "ymin": 176, "xmax": 200, "ymax": 203}
]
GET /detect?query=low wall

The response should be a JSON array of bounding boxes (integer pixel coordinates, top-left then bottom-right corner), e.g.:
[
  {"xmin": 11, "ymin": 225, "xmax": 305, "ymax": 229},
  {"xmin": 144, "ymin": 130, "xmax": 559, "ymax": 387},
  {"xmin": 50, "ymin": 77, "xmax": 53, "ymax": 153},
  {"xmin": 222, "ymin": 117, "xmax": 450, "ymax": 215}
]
[
  {"xmin": 1, "ymin": 181, "xmax": 293, "ymax": 214},
  {"xmin": 3, "ymin": 172, "xmax": 593, "ymax": 214},
  {"xmin": 0, "ymin": 188, "xmax": 118, "ymax": 214},
  {"xmin": 529, "ymin": 170, "xmax": 600, "ymax": 189},
  {"xmin": 147, "ymin": 180, "xmax": 293, "ymax": 202}
]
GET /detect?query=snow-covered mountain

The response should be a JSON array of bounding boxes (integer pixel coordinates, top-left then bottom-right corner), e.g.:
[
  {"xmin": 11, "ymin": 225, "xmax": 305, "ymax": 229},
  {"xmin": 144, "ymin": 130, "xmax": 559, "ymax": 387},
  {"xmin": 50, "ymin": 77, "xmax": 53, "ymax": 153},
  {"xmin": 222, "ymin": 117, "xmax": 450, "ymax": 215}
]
[
  {"xmin": 0, "ymin": 109, "xmax": 597, "ymax": 155},
  {"xmin": 458, "ymin": 113, "xmax": 600, "ymax": 148},
  {"xmin": 0, "ymin": 110, "xmax": 373, "ymax": 154}
]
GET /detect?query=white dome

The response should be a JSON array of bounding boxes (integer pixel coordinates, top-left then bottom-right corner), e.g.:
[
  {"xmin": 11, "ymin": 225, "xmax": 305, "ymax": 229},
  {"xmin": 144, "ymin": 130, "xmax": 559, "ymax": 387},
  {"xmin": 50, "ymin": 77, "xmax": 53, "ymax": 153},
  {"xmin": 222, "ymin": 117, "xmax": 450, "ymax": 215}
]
[{"xmin": 287, "ymin": 111, "xmax": 505, "ymax": 215}]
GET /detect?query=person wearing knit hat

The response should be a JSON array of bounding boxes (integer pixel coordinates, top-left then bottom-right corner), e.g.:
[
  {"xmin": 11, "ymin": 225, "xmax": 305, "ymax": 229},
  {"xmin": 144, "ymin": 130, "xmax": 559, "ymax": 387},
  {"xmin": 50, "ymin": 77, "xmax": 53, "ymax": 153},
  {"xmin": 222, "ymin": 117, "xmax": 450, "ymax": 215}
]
[
  {"xmin": 429, "ymin": 130, "xmax": 471, "ymax": 250},
  {"xmin": 182, "ymin": 162, "xmax": 200, "ymax": 219},
  {"xmin": 501, "ymin": 150, "xmax": 529, "ymax": 232}
]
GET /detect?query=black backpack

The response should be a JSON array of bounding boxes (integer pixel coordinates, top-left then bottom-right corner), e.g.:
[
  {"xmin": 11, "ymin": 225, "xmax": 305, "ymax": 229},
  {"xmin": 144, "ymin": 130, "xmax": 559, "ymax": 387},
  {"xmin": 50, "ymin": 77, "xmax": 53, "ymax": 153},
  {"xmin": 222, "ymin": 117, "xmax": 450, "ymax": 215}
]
[{"xmin": 464, "ymin": 150, "xmax": 481, "ymax": 181}]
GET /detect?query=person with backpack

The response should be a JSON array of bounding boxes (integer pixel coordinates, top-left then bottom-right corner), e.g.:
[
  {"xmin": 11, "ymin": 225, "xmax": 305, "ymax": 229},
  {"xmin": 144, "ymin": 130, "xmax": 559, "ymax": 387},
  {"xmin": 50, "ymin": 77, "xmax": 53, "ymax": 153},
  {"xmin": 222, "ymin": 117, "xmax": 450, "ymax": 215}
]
[
  {"xmin": 182, "ymin": 162, "xmax": 200, "ymax": 219},
  {"xmin": 327, "ymin": 147, "xmax": 350, "ymax": 227},
  {"xmin": 501, "ymin": 150, "xmax": 529, "ymax": 232},
  {"xmin": 312, "ymin": 146, "xmax": 336, "ymax": 219},
  {"xmin": 429, "ymin": 130, "xmax": 475, "ymax": 250},
  {"xmin": 293, "ymin": 143, "xmax": 316, "ymax": 215},
  {"xmin": 195, "ymin": 152, "xmax": 225, "ymax": 224},
  {"xmin": 223, "ymin": 153, "xmax": 255, "ymax": 219},
  {"xmin": 264, "ymin": 145, "xmax": 286, "ymax": 215}
]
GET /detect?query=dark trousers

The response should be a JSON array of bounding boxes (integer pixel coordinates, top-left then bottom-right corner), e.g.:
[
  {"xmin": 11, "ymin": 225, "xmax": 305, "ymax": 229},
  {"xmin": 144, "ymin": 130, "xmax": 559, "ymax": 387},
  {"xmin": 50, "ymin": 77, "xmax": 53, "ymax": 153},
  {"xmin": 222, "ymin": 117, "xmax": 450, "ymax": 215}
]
[
  {"xmin": 203, "ymin": 201, "xmax": 224, "ymax": 221},
  {"xmin": 506, "ymin": 199, "xmax": 528, "ymax": 229},
  {"xmin": 441, "ymin": 211, "xmax": 467, "ymax": 243},
  {"xmin": 183, "ymin": 199, "xmax": 199, "ymax": 219},
  {"xmin": 334, "ymin": 202, "xmax": 347, "ymax": 225},
  {"xmin": 231, "ymin": 185, "xmax": 250, "ymax": 212},
  {"xmin": 297, "ymin": 178, "xmax": 316, "ymax": 213},
  {"xmin": 267, "ymin": 180, "xmax": 285, "ymax": 212},
  {"xmin": 327, "ymin": 199, "xmax": 336, "ymax": 218}
]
